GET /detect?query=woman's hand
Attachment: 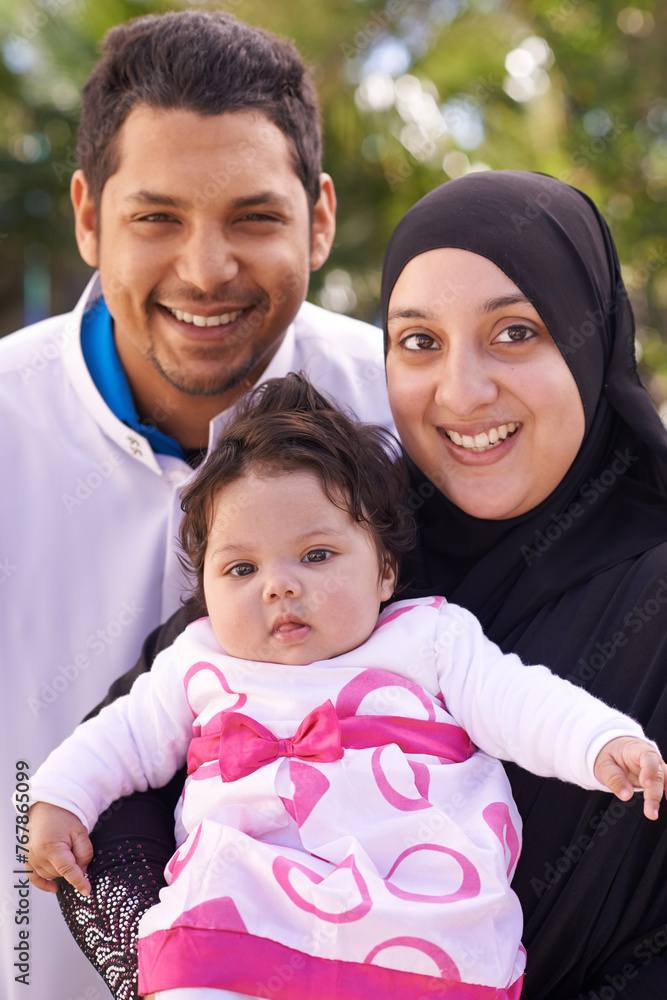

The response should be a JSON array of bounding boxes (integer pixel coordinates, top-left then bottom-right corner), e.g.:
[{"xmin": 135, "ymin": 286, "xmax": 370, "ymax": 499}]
[
  {"xmin": 593, "ymin": 737, "xmax": 667, "ymax": 820},
  {"xmin": 26, "ymin": 801, "xmax": 93, "ymax": 896}
]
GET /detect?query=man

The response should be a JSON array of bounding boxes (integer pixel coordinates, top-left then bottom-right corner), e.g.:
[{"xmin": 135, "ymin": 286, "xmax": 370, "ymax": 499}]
[{"xmin": 1, "ymin": 11, "xmax": 390, "ymax": 998}]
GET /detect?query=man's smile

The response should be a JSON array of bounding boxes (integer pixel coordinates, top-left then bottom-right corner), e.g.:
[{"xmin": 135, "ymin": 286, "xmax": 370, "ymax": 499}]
[{"xmin": 164, "ymin": 306, "xmax": 245, "ymax": 328}]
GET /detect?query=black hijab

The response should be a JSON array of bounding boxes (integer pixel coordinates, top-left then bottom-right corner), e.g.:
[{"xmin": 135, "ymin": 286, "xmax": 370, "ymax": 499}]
[
  {"xmin": 381, "ymin": 170, "xmax": 667, "ymax": 641},
  {"xmin": 381, "ymin": 172, "xmax": 667, "ymax": 1000}
]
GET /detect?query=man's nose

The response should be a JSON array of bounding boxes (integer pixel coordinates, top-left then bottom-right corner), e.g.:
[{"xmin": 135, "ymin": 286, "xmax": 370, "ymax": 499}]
[{"xmin": 175, "ymin": 225, "xmax": 240, "ymax": 292}]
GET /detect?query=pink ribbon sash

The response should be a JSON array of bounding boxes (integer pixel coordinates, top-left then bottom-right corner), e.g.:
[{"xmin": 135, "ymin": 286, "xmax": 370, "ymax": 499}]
[{"xmin": 187, "ymin": 700, "xmax": 475, "ymax": 782}]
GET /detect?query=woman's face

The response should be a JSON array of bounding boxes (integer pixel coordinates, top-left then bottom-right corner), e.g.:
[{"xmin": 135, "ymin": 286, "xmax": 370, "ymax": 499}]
[{"xmin": 385, "ymin": 248, "xmax": 586, "ymax": 520}]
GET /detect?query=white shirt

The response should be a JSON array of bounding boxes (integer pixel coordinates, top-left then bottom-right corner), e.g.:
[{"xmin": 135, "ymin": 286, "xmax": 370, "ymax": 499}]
[{"xmin": 0, "ymin": 274, "xmax": 394, "ymax": 1000}]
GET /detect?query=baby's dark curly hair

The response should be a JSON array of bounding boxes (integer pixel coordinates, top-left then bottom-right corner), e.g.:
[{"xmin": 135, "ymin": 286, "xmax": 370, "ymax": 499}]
[{"xmin": 179, "ymin": 373, "xmax": 415, "ymax": 615}]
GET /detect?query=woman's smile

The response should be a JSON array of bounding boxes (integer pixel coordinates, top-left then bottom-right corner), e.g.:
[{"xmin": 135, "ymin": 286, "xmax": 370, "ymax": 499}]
[{"xmin": 440, "ymin": 421, "xmax": 520, "ymax": 453}]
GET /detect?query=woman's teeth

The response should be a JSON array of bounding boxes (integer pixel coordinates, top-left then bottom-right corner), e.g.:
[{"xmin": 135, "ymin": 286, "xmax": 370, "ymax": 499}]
[
  {"xmin": 446, "ymin": 423, "xmax": 518, "ymax": 452},
  {"xmin": 168, "ymin": 308, "xmax": 243, "ymax": 328}
]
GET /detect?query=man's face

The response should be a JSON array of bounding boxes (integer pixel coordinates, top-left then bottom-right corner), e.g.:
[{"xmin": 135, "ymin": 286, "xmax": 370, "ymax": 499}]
[{"xmin": 72, "ymin": 105, "xmax": 334, "ymax": 406}]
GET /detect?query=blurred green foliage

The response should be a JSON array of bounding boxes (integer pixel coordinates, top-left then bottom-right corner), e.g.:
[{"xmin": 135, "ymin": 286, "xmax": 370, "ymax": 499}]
[{"xmin": 0, "ymin": 0, "xmax": 665, "ymax": 405}]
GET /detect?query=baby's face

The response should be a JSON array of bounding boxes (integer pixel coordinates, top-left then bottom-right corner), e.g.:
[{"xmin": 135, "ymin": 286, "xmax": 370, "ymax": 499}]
[{"xmin": 202, "ymin": 469, "xmax": 396, "ymax": 665}]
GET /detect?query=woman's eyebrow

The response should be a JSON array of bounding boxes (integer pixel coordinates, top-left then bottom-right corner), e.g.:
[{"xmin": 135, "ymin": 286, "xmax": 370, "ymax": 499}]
[
  {"xmin": 386, "ymin": 306, "xmax": 437, "ymax": 323},
  {"xmin": 481, "ymin": 293, "xmax": 532, "ymax": 314}
]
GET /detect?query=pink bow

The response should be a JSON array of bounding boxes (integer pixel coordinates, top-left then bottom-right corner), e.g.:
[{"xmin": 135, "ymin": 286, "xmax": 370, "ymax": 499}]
[{"xmin": 216, "ymin": 699, "xmax": 344, "ymax": 782}]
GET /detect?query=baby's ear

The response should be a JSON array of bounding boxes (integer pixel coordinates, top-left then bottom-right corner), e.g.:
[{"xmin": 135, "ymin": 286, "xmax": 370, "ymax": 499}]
[{"xmin": 379, "ymin": 558, "xmax": 397, "ymax": 602}]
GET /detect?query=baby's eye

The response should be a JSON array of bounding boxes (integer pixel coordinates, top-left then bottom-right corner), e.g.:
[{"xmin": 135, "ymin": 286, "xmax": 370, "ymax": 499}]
[
  {"xmin": 494, "ymin": 325, "xmax": 536, "ymax": 344},
  {"xmin": 303, "ymin": 549, "xmax": 331, "ymax": 564},
  {"xmin": 400, "ymin": 332, "xmax": 438, "ymax": 351},
  {"xmin": 228, "ymin": 563, "xmax": 257, "ymax": 577}
]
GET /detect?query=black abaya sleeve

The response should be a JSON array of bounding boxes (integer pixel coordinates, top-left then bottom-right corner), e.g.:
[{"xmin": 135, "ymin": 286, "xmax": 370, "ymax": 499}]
[
  {"xmin": 577, "ymin": 943, "xmax": 667, "ymax": 1000},
  {"xmin": 55, "ymin": 603, "xmax": 196, "ymax": 1000},
  {"xmin": 504, "ymin": 546, "xmax": 667, "ymax": 1000}
]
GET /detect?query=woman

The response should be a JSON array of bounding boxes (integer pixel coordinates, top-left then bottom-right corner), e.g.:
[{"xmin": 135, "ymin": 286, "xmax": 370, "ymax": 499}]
[
  {"xmin": 56, "ymin": 171, "xmax": 667, "ymax": 1000},
  {"xmin": 381, "ymin": 170, "xmax": 667, "ymax": 999}
]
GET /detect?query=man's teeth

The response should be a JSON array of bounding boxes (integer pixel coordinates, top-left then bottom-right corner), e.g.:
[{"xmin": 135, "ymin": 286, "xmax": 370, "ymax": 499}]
[
  {"xmin": 447, "ymin": 423, "xmax": 518, "ymax": 451},
  {"xmin": 168, "ymin": 307, "xmax": 243, "ymax": 327}
]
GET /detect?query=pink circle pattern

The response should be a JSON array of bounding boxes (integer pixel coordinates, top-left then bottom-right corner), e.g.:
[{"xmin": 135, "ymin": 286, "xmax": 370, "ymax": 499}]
[
  {"xmin": 365, "ymin": 936, "xmax": 461, "ymax": 981},
  {"xmin": 272, "ymin": 853, "xmax": 373, "ymax": 923},
  {"xmin": 184, "ymin": 661, "xmax": 247, "ymax": 717},
  {"xmin": 371, "ymin": 745, "xmax": 431, "ymax": 811},
  {"xmin": 383, "ymin": 844, "xmax": 481, "ymax": 903},
  {"xmin": 335, "ymin": 669, "xmax": 437, "ymax": 720},
  {"xmin": 483, "ymin": 802, "xmax": 520, "ymax": 877}
]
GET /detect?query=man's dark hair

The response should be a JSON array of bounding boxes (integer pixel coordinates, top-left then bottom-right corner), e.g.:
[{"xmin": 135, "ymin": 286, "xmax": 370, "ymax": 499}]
[
  {"xmin": 78, "ymin": 10, "xmax": 322, "ymax": 207},
  {"xmin": 179, "ymin": 373, "xmax": 415, "ymax": 616}
]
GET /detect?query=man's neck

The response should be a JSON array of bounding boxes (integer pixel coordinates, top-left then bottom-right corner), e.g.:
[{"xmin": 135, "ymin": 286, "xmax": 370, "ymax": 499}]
[
  {"xmin": 119, "ymin": 346, "xmax": 293, "ymax": 451},
  {"xmin": 128, "ymin": 376, "xmax": 252, "ymax": 451},
  {"xmin": 114, "ymin": 316, "xmax": 284, "ymax": 450}
]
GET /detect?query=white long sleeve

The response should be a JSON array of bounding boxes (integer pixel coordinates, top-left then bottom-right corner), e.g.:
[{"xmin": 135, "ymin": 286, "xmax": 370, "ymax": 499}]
[
  {"xmin": 433, "ymin": 602, "xmax": 649, "ymax": 790},
  {"xmin": 30, "ymin": 637, "xmax": 195, "ymax": 831}
]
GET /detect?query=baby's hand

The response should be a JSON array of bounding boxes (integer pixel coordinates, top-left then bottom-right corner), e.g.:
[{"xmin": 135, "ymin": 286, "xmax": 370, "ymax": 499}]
[
  {"xmin": 593, "ymin": 737, "xmax": 667, "ymax": 820},
  {"xmin": 26, "ymin": 801, "xmax": 93, "ymax": 896}
]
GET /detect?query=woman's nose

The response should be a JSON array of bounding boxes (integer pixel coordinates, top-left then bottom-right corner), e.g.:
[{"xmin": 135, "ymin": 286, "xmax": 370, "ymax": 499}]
[
  {"xmin": 433, "ymin": 345, "xmax": 498, "ymax": 416},
  {"xmin": 175, "ymin": 225, "xmax": 240, "ymax": 292}
]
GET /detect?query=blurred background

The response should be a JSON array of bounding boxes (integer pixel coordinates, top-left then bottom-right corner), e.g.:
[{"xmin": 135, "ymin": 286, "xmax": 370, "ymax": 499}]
[{"xmin": 0, "ymin": 0, "xmax": 665, "ymax": 411}]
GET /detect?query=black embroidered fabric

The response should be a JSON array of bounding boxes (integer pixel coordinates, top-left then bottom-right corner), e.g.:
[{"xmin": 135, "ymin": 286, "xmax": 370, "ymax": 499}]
[
  {"xmin": 56, "ymin": 838, "xmax": 164, "ymax": 1000},
  {"xmin": 56, "ymin": 783, "xmax": 179, "ymax": 999}
]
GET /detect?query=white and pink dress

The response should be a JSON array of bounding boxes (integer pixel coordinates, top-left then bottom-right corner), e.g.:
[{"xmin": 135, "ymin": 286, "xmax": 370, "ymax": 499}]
[{"xmin": 31, "ymin": 598, "xmax": 646, "ymax": 999}]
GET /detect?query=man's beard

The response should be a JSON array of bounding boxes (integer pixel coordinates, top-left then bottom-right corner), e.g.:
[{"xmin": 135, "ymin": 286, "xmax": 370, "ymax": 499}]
[{"xmin": 145, "ymin": 344, "xmax": 263, "ymax": 398}]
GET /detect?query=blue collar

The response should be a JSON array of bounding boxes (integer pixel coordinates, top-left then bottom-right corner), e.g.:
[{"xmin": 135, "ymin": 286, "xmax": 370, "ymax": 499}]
[{"xmin": 80, "ymin": 299, "xmax": 186, "ymax": 460}]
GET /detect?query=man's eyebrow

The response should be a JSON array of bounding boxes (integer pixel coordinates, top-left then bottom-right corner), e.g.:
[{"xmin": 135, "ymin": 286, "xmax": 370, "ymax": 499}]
[
  {"xmin": 481, "ymin": 293, "xmax": 532, "ymax": 314},
  {"xmin": 123, "ymin": 190, "xmax": 291, "ymax": 211},
  {"xmin": 228, "ymin": 191, "xmax": 291, "ymax": 210},
  {"xmin": 123, "ymin": 191, "xmax": 189, "ymax": 209}
]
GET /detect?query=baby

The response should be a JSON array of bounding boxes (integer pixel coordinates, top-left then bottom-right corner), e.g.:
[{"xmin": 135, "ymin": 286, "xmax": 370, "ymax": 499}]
[{"xmin": 27, "ymin": 374, "xmax": 665, "ymax": 1000}]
